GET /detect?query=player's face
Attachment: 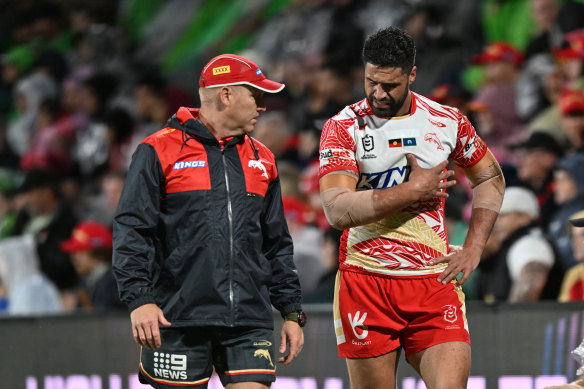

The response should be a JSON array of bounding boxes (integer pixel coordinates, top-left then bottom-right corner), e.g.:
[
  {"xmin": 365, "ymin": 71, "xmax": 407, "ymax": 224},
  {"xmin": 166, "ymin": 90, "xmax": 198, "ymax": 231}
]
[
  {"xmin": 364, "ymin": 63, "xmax": 416, "ymax": 118},
  {"xmin": 229, "ymin": 85, "xmax": 266, "ymax": 135}
]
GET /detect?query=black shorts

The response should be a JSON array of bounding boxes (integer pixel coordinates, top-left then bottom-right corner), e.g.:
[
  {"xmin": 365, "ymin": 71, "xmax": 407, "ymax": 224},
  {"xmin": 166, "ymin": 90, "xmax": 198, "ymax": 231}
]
[{"xmin": 138, "ymin": 326, "xmax": 276, "ymax": 388}]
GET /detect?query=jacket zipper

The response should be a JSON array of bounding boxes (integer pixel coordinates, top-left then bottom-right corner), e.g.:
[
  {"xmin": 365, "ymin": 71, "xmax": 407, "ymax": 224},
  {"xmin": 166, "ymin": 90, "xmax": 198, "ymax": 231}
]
[{"xmin": 221, "ymin": 149, "xmax": 235, "ymax": 326}]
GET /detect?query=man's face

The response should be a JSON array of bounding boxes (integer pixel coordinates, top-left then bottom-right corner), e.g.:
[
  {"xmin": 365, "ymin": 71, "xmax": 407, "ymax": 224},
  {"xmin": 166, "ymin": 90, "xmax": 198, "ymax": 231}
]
[
  {"xmin": 562, "ymin": 111, "xmax": 584, "ymax": 149},
  {"xmin": 364, "ymin": 63, "xmax": 415, "ymax": 118},
  {"xmin": 554, "ymin": 169, "xmax": 579, "ymax": 204},
  {"xmin": 516, "ymin": 148, "xmax": 556, "ymax": 184},
  {"xmin": 228, "ymin": 85, "xmax": 266, "ymax": 134}
]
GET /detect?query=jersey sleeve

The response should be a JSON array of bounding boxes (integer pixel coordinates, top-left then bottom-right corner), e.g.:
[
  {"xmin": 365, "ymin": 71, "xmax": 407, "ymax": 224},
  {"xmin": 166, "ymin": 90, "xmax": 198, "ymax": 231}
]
[
  {"xmin": 449, "ymin": 112, "xmax": 488, "ymax": 168},
  {"xmin": 318, "ymin": 117, "xmax": 358, "ymax": 179}
]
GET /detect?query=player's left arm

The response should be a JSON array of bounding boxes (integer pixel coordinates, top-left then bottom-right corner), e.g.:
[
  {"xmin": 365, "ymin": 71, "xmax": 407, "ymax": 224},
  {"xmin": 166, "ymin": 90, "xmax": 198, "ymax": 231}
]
[{"xmin": 431, "ymin": 149, "xmax": 505, "ymax": 285}]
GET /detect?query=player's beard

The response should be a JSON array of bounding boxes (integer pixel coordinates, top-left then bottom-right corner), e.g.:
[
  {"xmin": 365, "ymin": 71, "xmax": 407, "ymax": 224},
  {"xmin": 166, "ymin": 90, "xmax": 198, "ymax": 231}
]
[{"xmin": 367, "ymin": 83, "xmax": 410, "ymax": 118}]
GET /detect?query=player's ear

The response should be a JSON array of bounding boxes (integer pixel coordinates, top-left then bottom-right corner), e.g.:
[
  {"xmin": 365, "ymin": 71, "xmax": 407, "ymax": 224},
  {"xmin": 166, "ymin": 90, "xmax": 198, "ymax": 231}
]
[{"xmin": 409, "ymin": 66, "xmax": 417, "ymax": 84}]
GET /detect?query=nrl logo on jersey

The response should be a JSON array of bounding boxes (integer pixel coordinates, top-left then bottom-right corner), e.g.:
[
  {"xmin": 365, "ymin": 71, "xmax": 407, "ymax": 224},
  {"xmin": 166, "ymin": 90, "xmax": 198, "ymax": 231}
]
[{"xmin": 361, "ymin": 134, "xmax": 377, "ymax": 159}]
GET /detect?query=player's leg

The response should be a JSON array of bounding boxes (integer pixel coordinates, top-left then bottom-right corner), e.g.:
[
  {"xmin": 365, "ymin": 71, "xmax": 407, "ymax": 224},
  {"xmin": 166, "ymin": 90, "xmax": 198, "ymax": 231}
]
[
  {"xmin": 345, "ymin": 348, "xmax": 401, "ymax": 389},
  {"xmin": 407, "ymin": 341, "xmax": 470, "ymax": 389},
  {"xmin": 214, "ymin": 327, "xmax": 276, "ymax": 388}
]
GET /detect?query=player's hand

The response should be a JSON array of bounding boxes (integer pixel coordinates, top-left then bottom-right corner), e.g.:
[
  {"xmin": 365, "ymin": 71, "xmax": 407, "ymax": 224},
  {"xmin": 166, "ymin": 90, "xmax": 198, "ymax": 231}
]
[
  {"xmin": 278, "ymin": 320, "xmax": 304, "ymax": 366},
  {"xmin": 406, "ymin": 154, "xmax": 456, "ymax": 202},
  {"xmin": 430, "ymin": 244, "xmax": 481, "ymax": 286},
  {"xmin": 130, "ymin": 303, "xmax": 171, "ymax": 350}
]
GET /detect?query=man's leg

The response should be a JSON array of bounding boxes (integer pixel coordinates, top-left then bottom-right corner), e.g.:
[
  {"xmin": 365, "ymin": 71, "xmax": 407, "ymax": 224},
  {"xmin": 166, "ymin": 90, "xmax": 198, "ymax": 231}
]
[
  {"xmin": 407, "ymin": 341, "xmax": 470, "ymax": 389},
  {"xmin": 345, "ymin": 348, "xmax": 401, "ymax": 389}
]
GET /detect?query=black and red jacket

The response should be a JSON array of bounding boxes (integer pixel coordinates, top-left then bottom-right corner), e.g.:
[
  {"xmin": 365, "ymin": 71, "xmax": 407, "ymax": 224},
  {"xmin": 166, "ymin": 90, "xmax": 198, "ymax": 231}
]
[{"xmin": 113, "ymin": 107, "xmax": 302, "ymax": 328}]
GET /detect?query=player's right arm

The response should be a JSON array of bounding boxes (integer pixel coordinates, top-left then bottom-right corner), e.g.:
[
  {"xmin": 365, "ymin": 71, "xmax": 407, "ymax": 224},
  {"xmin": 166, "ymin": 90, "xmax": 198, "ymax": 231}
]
[{"xmin": 319, "ymin": 154, "xmax": 456, "ymax": 230}]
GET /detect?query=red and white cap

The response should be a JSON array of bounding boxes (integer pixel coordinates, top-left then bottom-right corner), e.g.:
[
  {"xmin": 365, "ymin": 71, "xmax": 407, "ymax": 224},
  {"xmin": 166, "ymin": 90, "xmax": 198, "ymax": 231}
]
[{"xmin": 199, "ymin": 54, "xmax": 284, "ymax": 93}]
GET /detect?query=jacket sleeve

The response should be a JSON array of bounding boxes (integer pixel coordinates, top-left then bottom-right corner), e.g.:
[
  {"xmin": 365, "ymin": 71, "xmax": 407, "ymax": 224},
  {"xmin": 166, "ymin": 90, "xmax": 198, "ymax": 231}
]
[
  {"xmin": 261, "ymin": 173, "xmax": 303, "ymax": 316},
  {"xmin": 112, "ymin": 143, "xmax": 164, "ymax": 311}
]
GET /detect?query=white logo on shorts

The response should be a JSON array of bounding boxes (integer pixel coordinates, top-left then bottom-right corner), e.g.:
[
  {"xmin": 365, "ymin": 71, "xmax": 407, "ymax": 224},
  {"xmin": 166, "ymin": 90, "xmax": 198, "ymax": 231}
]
[
  {"xmin": 153, "ymin": 352, "xmax": 188, "ymax": 380},
  {"xmin": 348, "ymin": 311, "xmax": 369, "ymax": 339},
  {"xmin": 443, "ymin": 305, "xmax": 457, "ymax": 323}
]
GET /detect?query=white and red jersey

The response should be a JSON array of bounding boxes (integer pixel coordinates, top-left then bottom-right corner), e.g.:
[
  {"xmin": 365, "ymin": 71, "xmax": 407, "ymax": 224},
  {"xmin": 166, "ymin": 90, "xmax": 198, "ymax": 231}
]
[{"xmin": 319, "ymin": 92, "xmax": 487, "ymax": 277}]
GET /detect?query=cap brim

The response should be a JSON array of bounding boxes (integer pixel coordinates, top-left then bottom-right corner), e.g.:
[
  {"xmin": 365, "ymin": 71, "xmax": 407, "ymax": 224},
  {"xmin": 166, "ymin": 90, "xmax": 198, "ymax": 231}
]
[
  {"xmin": 204, "ymin": 79, "xmax": 285, "ymax": 93},
  {"xmin": 60, "ymin": 240, "xmax": 87, "ymax": 253},
  {"xmin": 570, "ymin": 218, "xmax": 584, "ymax": 227}
]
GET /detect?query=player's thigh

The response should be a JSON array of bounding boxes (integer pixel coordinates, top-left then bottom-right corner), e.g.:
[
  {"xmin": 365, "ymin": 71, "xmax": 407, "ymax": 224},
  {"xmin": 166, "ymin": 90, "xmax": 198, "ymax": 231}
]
[
  {"xmin": 345, "ymin": 348, "xmax": 401, "ymax": 389},
  {"xmin": 407, "ymin": 341, "xmax": 470, "ymax": 389}
]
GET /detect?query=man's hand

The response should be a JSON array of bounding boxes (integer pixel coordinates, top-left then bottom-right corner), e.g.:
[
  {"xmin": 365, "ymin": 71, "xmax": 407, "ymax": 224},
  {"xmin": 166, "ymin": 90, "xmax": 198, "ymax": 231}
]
[
  {"xmin": 430, "ymin": 244, "xmax": 481, "ymax": 285},
  {"xmin": 130, "ymin": 303, "xmax": 171, "ymax": 349},
  {"xmin": 405, "ymin": 154, "xmax": 456, "ymax": 202},
  {"xmin": 278, "ymin": 321, "xmax": 304, "ymax": 366}
]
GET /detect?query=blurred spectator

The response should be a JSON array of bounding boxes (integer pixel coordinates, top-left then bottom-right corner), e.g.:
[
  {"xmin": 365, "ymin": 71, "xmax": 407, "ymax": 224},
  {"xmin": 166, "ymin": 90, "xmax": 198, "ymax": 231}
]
[
  {"xmin": 0, "ymin": 234, "xmax": 62, "ymax": 315},
  {"xmin": 20, "ymin": 97, "xmax": 76, "ymax": 174},
  {"xmin": 509, "ymin": 131, "xmax": 564, "ymax": 228},
  {"xmin": 82, "ymin": 171, "xmax": 126, "ymax": 228},
  {"xmin": 428, "ymin": 83, "xmax": 473, "ymax": 112},
  {"xmin": 252, "ymin": 111, "xmax": 293, "ymax": 159},
  {"xmin": 478, "ymin": 187, "xmax": 557, "ymax": 303},
  {"xmin": 282, "ymin": 195, "xmax": 324, "ymax": 295},
  {"xmin": 60, "ymin": 220, "xmax": 124, "ymax": 311},
  {"xmin": 527, "ymin": 29, "xmax": 584, "ymax": 138},
  {"xmin": 6, "ymin": 71, "xmax": 58, "ymax": 157},
  {"xmin": 10, "ymin": 169, "xmax": 79, "ymax": 303},
  {"xmin": 470, "ymin": 42, "xmax": 526, "ymax": 163},
  {"xmin": 0, "ymin": 168, "xmax": 21, "ymax": 238},
  {"xmin": 303, "ymin": 227, "xmax": 342, "ymax": 303},
  {"xmin": 73, "ymin": 72, "xmax": 118, "ymax": 179},
  {"xmin": 558, "ymin": 209, "xmax": 584, "ymax": 301},
  {"xmin": 558, "ymin": 89, "xmax": 584, "ymax": 154},
  {"xmin": 103, "ymin": 107, "xmax": 135, "ymax": 172},
  {"xmin": 548, "ymin": 153, "xmax": 584, "ymax": 271}
]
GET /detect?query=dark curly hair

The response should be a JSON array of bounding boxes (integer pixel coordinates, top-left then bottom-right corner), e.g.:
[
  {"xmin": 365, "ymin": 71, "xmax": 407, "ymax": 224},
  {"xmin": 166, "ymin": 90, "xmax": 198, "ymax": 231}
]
[{"xmin": 362, "ymin": 27, "xmax": 416, "ymax": 74}]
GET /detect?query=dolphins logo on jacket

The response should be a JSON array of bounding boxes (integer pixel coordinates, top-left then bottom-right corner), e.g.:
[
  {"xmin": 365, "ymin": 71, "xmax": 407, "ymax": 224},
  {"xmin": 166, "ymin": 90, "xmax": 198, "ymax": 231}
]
[{"xmin": 249, "ymin": 160, "xmax": 268, "ymax": 178}]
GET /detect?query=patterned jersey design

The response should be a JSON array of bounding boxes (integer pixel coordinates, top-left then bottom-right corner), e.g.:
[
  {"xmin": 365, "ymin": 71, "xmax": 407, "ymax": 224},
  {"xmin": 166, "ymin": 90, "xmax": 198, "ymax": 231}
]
[{"xmin": 319, "ymin": 92, "xmax": 487, "ymax": 277}]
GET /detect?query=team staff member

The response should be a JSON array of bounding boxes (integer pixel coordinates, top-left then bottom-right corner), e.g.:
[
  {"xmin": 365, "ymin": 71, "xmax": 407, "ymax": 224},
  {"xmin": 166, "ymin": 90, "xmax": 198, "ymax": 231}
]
[
  {"xmin": 319, "ymin": 27, "xmax": 505, "ymax": 389},
  {"xmin": 113, "ymin": 54, "xmax": 305, "ymax": 389}
]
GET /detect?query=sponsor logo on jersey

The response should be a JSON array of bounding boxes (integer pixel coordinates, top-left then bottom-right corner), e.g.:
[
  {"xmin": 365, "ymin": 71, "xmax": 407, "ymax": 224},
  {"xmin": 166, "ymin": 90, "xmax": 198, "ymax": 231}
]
[
  {"xmin": 156, "ymin": 128, "xmax": 176, "ymax": 137},
  {"xmin": 357, "ymin": 165, "xmax": 410, "ymax": 189},
  {"xmin": 403, "ymin": 137, "xmax": 417, "ymax": 146},
  {"xmin": 424, "ymin": 132, "xmax": 445, "ymax": 151},
  {"xmin": 212, "ymin": 65, "xmax": 231, "ymax": 75},
  {"xmin": 388, "ymin": 138, "xmax": 402, "ymax": 148},
  {"xmin": 428, "ymin": 118, "xmax": 446, "ymax": 127},
  {"xmin": 443, "ymin": 305, "xmax": 457, "ymax": 323},
  {"xmin": 249, "ymin": 160, "xmax": 268, "ymax": 178},
  {"xmin": 153, "ymin": 352, "xmax": 188, "ymax": 380},
  {"xmin": 320, "ymin": 149, "xmax": 354, "ymax": 165},
  {"xmin": 253, "ymin": 349, "xmax": 274, "ymax": 367},
  {"xmin": 348, "ymin": 311, "xmax": 369, "ymax": 340},
  {"xmin": 173, "ymin": 160, "xmax": 206, "ymax": 169}
]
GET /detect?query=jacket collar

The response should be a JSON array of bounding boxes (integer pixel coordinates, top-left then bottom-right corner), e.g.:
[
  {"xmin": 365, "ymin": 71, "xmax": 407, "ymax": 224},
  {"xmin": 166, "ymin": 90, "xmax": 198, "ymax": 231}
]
[{"xmin": 166, "ymin": 106, "xmax": 244, "ymax": 147}]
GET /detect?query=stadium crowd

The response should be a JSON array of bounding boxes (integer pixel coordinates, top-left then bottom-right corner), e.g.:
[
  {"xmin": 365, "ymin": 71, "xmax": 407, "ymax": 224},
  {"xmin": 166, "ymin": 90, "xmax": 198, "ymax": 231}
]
[{"xmin": 0, "ymin": 0, "xmax": 584, "ymax": 314}]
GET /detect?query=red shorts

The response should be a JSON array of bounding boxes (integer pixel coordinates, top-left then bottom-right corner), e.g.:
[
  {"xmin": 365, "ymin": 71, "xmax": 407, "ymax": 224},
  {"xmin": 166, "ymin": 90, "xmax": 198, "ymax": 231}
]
[{"xmin": 333, "ymin": 269, "xmax": 470, "ymax": 359}]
